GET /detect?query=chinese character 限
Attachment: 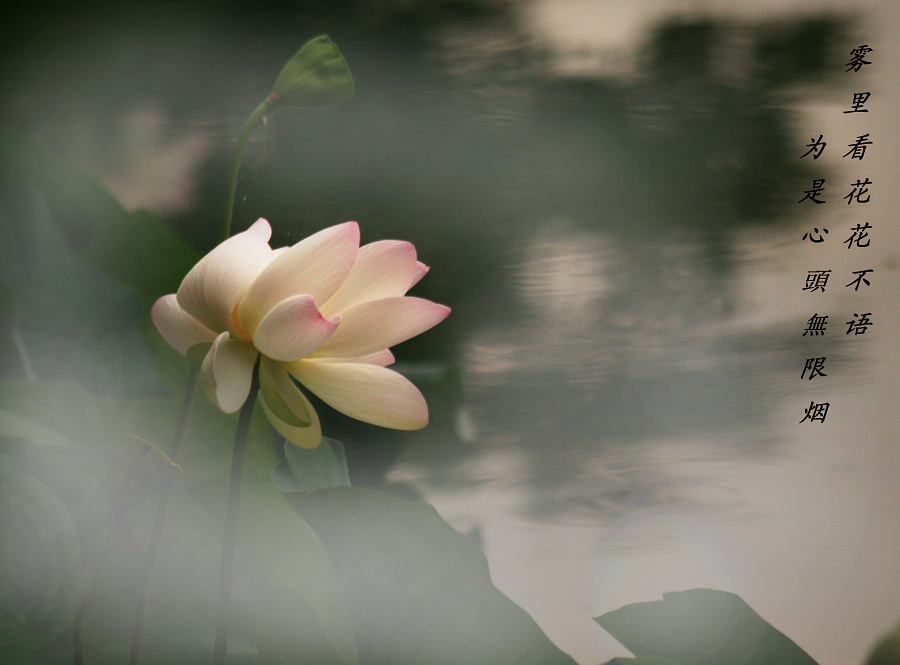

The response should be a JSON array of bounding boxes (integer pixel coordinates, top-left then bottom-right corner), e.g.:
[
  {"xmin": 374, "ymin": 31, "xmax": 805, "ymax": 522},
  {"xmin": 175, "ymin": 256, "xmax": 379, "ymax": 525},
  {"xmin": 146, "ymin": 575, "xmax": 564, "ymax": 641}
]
[
  {"xmin": 844, "ymin": 178, "xmax": 871, "ymax": 204},
  {"xmin": 845, "ymin": 45, "xmax": 873, "ymax": 72},
  {"xmin": 845, "ymin": 222, "xmax": 871, "ymax": 248},
  {"xmin": 802, "ymin": 227, "xmax": 828, "ymax": 243},
  {"xmin": 803, "ymin": 313, "xmax": 828, "ymax": 336},
  {"xmin": 845, "ymin": 269, "xmax": 874, "ymax": 291},
  {"xmin": 846, "ymin": 312, "xmax": 873, "ymax": 335},
  {"xmin": 799, "ymin": 179, "xmax": 826, "ymax": 204},
  {"xmin": 801, "ymin": 135, "xmax": 827, "ymax": 159},
  {"xmin": 843, "ymin": 134, "xmax": 873, "ymax": 160},
  {"xmin": 800, "ymin": 401, "xmax": 830, "ymax": 423},
  {"xmin": 844, "ymin": 91, "xmax": 871, "ymax": 113},
  {"xmin": 803, "ymin": 269, "xmax": 832, "ymax": 292},
  {"xmin": 801, "ymin": 357, "xmax": 827, "ymax": 380}
]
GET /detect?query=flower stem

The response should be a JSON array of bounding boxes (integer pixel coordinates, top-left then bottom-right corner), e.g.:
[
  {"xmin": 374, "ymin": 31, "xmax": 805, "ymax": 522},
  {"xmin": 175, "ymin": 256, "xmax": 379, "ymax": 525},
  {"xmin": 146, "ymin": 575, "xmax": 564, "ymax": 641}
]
[
  {"xmin": 128, "ymin": 363, "xmax": 201, "ymax": 665},
  {"xmin": 212, "ymin": 362, "xmax": 260, "ymax": 665},
  {"xmin": 222, "ymin": 93, "xmax": 281, "ymax": 242}
]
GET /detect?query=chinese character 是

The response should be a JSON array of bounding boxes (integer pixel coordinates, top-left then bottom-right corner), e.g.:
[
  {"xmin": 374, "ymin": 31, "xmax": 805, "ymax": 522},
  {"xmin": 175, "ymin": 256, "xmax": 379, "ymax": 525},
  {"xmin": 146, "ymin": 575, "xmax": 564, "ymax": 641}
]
[
  {"xmin": 799, "ymin": 179, "xmax": 826, "ymax": 204},
  {"xmin": 845, "ymin": 222, "xmax": 871, "ymax": 248},
  {"xmin": 803, "ymin": 313, "xmax": 828, "ymax": 336},
  {"xmin": 801, "ymin": 135, "xmax": 827, "ymax": 159},
  {"xmin": 800, "ymin": 401, "xmax": 830, "ymax": 423},
  {"xmin": 846, "ymin": 312, "xmax": 873, "ymax": 335},
  {"xmin": 843, "ymin": 91, "xmax": 871, "ymax": 113},
  {"xmin": 844, "ymin": 178, "xmax": 871, "ymax": 204},
  {"xmin": 802, "ymin": 227, "xmax": 828, "ymax": 243},
  {"xmin": 843, "ymin": 134, "xmax": 873, "ymax": 160},
  {"xmin": 845, "ymin": 269, "xmax": 873, "ymax": 291},
  {"xmin": 803, "ymin": 269, "xmax": 832, "ymax": 292},
  {"xmin": 845, "ymin": 45, "xmax": 873, "ymax": 72},
  {"xmin": 801, "ymin": 357, "xmax": 827, "ymax": 380}
]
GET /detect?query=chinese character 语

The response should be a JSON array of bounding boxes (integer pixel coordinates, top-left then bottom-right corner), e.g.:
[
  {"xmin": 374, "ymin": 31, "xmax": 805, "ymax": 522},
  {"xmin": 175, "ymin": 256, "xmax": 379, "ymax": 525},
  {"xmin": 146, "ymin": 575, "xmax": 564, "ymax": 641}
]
[
  {"xmin": 846, "ymin": 45, "xmax": 873, "ymax": 72},
  {"xmin": 845, "ymin": 222, "xmax": 871, "ymax": 248},
  {"xmin": 802, "ymin": 227, "xmax": 828, "ymax": 243},
  {"xmin": 800, "ymin": 401, "xmax": 830, "ymax": 423},
  {"xmin": 803, "ymin": 270, "xmax": 832, "ymax": 292},
  {"xmin": 799, "ymin": 179, "xmax": 826, "ymax": 204},
  {"xmin": 846, "ymin": 312, "xmax": 873, "ymax": 335},
  {"xmin": 843, "ymin": 134, "xmax": 873, "ymax": 160},
  {"xmin": 803, "ymin": 313, "xmax": 828, "ymax": 336},
  {"xmin": 801, "ymin": 357, "xmax": 827, "ymax": 380},
  {"xmin": 844, "ymin": 178, "xmax": 872, "ymax": 204},
  {"xmin": 845, "ymin": 269, "xmax": 874, "ymax": 291},
  {"xmin": 844, "ymin": 91, "xmax": 871, "ymax": 113},
  {"xmin": 801, "ymin": 135, "xmax": 827, "ymax": 159}
]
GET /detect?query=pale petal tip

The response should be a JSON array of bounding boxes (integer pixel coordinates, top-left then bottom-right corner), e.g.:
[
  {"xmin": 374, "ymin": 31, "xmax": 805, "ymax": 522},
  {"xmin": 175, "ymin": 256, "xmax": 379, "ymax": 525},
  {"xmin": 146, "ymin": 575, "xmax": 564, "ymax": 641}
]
[{"xmin": 247, "ymin": 218, "xmax": 273, "ymax": 241}]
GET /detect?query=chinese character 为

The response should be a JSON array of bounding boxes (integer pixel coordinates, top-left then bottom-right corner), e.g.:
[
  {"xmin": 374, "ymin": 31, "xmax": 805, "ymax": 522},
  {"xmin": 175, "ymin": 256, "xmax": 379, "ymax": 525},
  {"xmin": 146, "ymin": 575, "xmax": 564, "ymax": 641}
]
[
  {"xmin": 845, "ymin": 45, "xmax": 873, "ymax": 72},
  {"xmin": 803, "ymin": 313, "xmax": 828, "ymax": 336},
  {"xmin": 803, "ymin": 269, "xmax": 832, "ymax": 292},
  {"xmin": 844, "ymin": 91, "xmax": 871, "ymax": 113},
  {"xmin": 845, "ymin": 269, "xmax": 873, "ymax": 291},
  {"xmin": 845, "ymin": 222, "xmax": 871, "ymax": 248},
  {"xmin": 799, "ymin": 179, "xmax": 826, "ymax": 204},
  {"xmin": 800, "ymin": 401, "xmax": 830, "ymax": 423},
  {"xmin": 844, "ymin": 178, "xmax": 871, "ymax": 204},
  {"xmin": 846, "ymin": 312, "xmax": 873, "ymax": 335},
  {"xmin": 801, "ymin": 135, "xmax": 827, "ymax": 159},
  {"xmin": 801, "ymin": 357, "xmax": 827, "ymax": 380},
  {"xmin": 843, "ymin": 134, "xmax": 873, "ymax": 160},
  {"xmin": 802, "ymin": 227, "xmax": 828, "ymax": 243}
]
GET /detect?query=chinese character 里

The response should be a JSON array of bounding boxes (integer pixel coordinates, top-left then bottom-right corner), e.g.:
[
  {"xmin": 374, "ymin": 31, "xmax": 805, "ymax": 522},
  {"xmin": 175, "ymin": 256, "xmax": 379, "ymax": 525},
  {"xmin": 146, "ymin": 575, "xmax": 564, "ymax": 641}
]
[{"xmin": 843, "ymin": 91, "xmax": 871, "ymax": 113}]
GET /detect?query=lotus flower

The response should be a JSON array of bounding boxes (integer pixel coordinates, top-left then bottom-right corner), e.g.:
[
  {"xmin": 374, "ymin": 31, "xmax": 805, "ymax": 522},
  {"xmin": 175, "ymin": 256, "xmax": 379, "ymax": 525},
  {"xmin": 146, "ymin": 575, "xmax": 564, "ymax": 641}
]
[{"xmin": 152, "ymin": 219, "xmax": 450, "ymax": 448}]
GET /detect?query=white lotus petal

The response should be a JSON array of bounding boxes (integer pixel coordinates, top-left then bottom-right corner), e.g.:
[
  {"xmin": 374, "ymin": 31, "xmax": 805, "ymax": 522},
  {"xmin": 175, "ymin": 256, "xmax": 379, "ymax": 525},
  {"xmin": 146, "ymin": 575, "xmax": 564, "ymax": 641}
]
[
  {"xmin": 310, "ymin": 349, "xmax": 396, "ymax": 367},
  {"xmin": 259, "ymin": 357, "xmax": 311, "ymax": 427},
  {"xmin": 199, "ymin": 333, "xmax": 259, "ymax": 413},
  {"xmin": 252, "ymin": 295, "xmax": 340, "ymax": 361},
  {"xmin": 177, "ymin": 218, "xmax": 276, "ymax": 336},
  {"xmin": 151, "ymin": 294, "xmax": 217, "ymax": 355},
  {"xmin": 289, "ymin": 360, "xmax": 428, "ymax": 430},
  {"xmin": 238, "ymin": 222, "xmax": 359, "ymax": 335},
  {"xmin": 259, "ymin": 381, "xmax": 322, "ymax": 449},
  {"xmin": 312, "ymin": 297, "xmax": 450, "ymax": 358},
  {"xmin": 319, "ymin": 240, "xmax": 426, "ymax": 317}
]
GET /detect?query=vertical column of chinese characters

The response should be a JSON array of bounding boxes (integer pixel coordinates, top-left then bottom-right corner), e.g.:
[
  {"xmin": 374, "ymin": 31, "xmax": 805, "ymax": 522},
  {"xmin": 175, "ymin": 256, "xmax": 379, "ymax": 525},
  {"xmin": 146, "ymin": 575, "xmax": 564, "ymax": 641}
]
[{"xmin": 797, "ymin": 44, "xmax": 874, "ymax": 426}]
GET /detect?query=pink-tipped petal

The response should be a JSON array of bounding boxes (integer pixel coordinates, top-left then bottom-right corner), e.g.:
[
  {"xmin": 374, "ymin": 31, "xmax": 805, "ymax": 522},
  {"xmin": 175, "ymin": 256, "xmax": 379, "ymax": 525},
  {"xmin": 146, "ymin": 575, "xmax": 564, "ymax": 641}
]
[
  {"xmin": 252, "ymin": 295, "xmax": 340, "ymax": 362},
  {"xmin": 312, "ymin": 297, "xmax": 450, "ymax": 359},
  {"xmin": 238, "ymin": 222, "xmax": 359, "ymax": 335},
  {"xmin": 176, "ymin": 218, "xmax": 276, "ymax": 336},
  {"xmin": 151, "ymin": 294, "xmax": 217, "ymax": 355},
  {"xmin": 289, "ymin": 360, "xmax": 428, "ymax": 430},
  {"xmin": 199, "ymin": 333, "xmax": 259, "ymax": 413},
  {"xmin": 319, "ymin": 240, "xmax": 425, "ymax": 317},
  {"xmin": 408, "ymin": 261, "xmax": 430, "ymax": 290}
]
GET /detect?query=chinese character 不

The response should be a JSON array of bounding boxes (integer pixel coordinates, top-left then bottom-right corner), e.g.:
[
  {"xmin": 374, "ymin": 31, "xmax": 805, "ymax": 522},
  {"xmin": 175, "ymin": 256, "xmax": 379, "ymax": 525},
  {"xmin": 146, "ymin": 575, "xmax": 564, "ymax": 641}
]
[
  {"xmin": 799, "ymin": 179, "xmax": 826, "ymax": 204},
  {"xmin": 801, "ymin": 135, "xmax": 827, "ymax": 159},
  {"xmin": 803, "ymin": 313, "xmax": 828, "ymax": 336},
  {"xmin": 843, "ymin": 91, "xmax": 871, "ymax": 113},
  {"xmin": 802, "ymin": 227, "xmax": 828, "ymax": 243},
  {"xmin": 801, "ymin": 357, "xmax": 827, "ymax": 380},
  {"xmin": 845, "ymin": 269, "xmax": 874, "ymax": 291},
  {"xmin": 845, "ymin": 222, "xmax": 871, "ymax": 248},
  {"xmin": 800, "ymin": 401, "xmax": 830, "ymax": 423},
  {"xmin": 843, "ymin": 134, "xmax": 873, "ymax": 160},
  {"xmin": 803, "ymin": 269, "xmax": 832, "ymax": 292},
  {"xmin": 845, "ymin": 45, "xmax": 873, "ymax": 72},
  {"xmin": 846, "ymin": 312, "xmax": 873, "ymax": 335},
  {"xmin": 844, "ymin": 178, "xmax": 871, "ymax": 204}
]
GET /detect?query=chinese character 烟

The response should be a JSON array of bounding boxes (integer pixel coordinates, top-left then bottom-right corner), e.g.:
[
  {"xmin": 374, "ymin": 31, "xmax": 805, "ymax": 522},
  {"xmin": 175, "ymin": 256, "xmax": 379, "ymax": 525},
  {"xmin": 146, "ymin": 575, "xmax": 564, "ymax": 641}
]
[
  {"xmin": 801, "ymin": 135, "xmax": 827, "ymax": 159},
  {"xmin": 845, "ymin": 269, "xmax": 874, "ymax": 291},
  {"xmin": 803, "ymin": 313, "xmax": 828, "ymax": 336},
  {"xmin": 843, "ymin": 91, "xmax": 871, "ymax": 113},
  {"xmin": 843, "ymin": 134, "xmax": 873, "ymax": 160},
  {"xmin": 845, "ymin": 222, "xmax": 871, "ymax": 248},
  {"xmin": 845, "ymin": 45, "xmax": 873, "ymax": 72},
  {"xmin": 801, "ymin": 357, "xmax": 827, "ymax": 380},
  {"xmin": 802, "ymin": 227, "xmax": 828, "ymax": 243},
  {"xmin": 799, "ymin": 179, "xmax": 826, "ymax": 204},
  {"xmin": 800, "ymin": 401, "xmax": 830, "ymax": 423},
  {"xmin": 844, "ymin": 178, "xmax": 871, "ymax": 205},
  {"xmin": 846, "ymin": 312, "xmax": 873, "ymax": 335},
  {"xmin": 803, "ymin": 270, "xmax": 832, "ymax": 292}
]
